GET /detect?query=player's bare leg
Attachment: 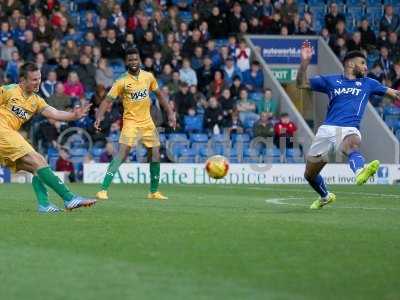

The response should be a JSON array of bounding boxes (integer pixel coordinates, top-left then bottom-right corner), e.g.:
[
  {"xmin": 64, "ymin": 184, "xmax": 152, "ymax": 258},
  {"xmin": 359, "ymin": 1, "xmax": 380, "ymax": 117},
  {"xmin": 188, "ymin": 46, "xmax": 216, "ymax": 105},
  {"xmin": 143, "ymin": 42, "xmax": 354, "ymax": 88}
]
[
  {"xmin": 147, "ymin": 146, "xmax": 167, "ymax": 200},
  {"xmin": 16, "ymin": 151, "xmax": 96, "ymax": 212},
  {"xmin": 341, "ymin": 134, "xmax": 379, "ymax": 185},
  {"xmin": 97, "ymin": 143, "xmax": 131, "ymax": 200},
  {"xmin": 305, "ymin": 158, "xmax": 336, "ymax": 209}
]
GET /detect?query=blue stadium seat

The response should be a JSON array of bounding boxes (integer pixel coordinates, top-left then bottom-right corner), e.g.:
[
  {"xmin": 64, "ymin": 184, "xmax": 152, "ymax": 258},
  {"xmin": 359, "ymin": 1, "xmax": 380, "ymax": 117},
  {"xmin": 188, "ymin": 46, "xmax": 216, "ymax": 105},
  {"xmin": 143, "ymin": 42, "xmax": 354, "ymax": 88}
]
[
  {"xmin": 168, "ymin": 133, "xmax": 188, "ymax": 142},
  {"xmin": 184, "ymin": 115, "xmax": 203, "ymax": 133},
  {"xmin": 231, "ymin": 133, "xmax": 251, "ymax": 144},
  {"xmin": 243, "ymin": 118, "xmax": 256, "ymax": 129},
  {"xmin": 190, "ymin": 133, "xmax": 208, "ymax": 143},
  {"xmin": 70, "ymin": 148, "xmax": 88, "ymax": 157},
  {"xmin": 346, "ymin": 0, "xmax": 363, "ymax": 6}
]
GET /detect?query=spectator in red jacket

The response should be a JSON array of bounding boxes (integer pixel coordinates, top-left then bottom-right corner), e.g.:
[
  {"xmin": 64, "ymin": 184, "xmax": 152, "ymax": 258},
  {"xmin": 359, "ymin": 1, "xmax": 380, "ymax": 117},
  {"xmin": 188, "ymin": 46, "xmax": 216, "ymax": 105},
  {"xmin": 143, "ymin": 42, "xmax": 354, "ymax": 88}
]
[
  {"xmin": 63, "ymin": 71, "xmax": 85, "ymax": 98},
  {"xmin": 56, "ymin": 148, "xmax": 76, "ymax": 182},
  {"xmin": 274, "ymin": 113, "xmax": 297, "ymax": 149}
]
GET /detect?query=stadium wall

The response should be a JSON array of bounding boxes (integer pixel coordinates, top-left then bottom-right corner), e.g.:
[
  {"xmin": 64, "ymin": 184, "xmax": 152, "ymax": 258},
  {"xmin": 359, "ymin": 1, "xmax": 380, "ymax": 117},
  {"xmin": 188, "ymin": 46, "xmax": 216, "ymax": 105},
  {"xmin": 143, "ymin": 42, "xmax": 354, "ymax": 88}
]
[{"xmin": 83, "ymin": 163, "xmax": 399, "ymax": 185}]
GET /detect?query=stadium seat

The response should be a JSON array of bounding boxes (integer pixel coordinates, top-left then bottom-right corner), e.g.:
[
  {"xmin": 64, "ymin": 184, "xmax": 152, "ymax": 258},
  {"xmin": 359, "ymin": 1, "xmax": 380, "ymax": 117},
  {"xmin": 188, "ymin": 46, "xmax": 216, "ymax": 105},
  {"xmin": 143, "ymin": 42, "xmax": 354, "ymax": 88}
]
[
  {"xmin": 168, "ymin": 133, "xmax": 188, "ymax": 142},
  {"xmin": 231, "ymin": 133, "xmax": 251, "ymax": 144},
  {"xmin": 70, "ymin": 148, "xmax": 88, "ymax": 157},
  {"xmin": 184, "ymin": 115, "xmax": 203, "ymax": 133}
]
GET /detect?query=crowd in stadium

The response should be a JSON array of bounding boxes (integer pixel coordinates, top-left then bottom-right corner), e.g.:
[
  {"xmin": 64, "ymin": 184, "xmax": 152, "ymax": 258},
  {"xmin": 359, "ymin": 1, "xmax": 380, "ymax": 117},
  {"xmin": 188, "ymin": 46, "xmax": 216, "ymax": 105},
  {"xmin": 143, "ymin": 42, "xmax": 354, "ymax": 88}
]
[{"xmin": 0, "ymin": 0, "xmax": 400, "ymax": 179}]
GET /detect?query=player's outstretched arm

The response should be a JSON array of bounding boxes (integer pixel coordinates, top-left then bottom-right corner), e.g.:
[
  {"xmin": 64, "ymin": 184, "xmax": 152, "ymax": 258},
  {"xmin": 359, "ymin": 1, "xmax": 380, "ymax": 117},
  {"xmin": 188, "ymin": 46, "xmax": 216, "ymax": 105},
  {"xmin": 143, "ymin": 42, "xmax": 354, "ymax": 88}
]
[
  {"xmin": 41, "ymin": 103, "xmax": 91, "ymax": 121},
  {"xmin": 385, "ymin": 88, "xmax": 400, "ymax": 100},
  {"xmin": 154, "ymin": 89, "xmax": 176, "ymax": 129},
  {"xmin": 296, "ymin": 40, "xmax": 313, "ymax": 89}
]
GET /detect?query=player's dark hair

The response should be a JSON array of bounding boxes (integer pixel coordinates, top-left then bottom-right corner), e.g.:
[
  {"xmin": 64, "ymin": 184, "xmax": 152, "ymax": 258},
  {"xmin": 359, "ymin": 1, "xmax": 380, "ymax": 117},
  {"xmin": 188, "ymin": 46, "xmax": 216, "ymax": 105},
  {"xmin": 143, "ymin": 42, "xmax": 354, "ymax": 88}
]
[
  {"xmin": 19, "ymin": 62, "xmax": 39, "ymax": 79},
  {"xmin": 343, "ymin": 51, "xmax": 366, "ymax": 63},
  {"xmin": 125, "ymin": 47, "xmax": 140, "ymax": 57}
]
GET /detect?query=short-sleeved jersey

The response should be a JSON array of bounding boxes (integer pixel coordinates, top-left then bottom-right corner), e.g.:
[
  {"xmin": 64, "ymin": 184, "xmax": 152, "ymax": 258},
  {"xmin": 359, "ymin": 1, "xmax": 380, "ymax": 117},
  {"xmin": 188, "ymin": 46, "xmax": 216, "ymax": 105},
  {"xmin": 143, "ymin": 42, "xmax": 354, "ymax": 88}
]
[
  {"xmin": 309, "ymin": 74, "xmax": 387, "ymax": 128},
  {"xmin": 0, "ymin": 84, "xmax": 49, "ymax": 131},
  {"xmin": 107, "ymin": 70, "xmax": 158, "ymax": 126}
]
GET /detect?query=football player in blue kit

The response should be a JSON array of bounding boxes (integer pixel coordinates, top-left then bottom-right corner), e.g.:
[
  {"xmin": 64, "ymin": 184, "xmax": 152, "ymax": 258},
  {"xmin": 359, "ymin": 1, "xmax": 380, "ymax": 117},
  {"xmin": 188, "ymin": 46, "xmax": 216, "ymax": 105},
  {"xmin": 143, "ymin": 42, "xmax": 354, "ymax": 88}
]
[{"xmin": 297, "ymin": 41, "xmax": 400, "ymax": 209}]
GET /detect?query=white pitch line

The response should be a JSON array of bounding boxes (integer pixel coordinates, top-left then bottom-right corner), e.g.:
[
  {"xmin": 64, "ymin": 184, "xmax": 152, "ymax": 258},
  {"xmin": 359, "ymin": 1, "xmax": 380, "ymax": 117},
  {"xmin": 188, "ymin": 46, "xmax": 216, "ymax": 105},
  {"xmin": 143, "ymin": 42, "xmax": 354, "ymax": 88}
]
[{"xmin": 265, "ymin": 197, "xmax": 400, "ymax": 210}]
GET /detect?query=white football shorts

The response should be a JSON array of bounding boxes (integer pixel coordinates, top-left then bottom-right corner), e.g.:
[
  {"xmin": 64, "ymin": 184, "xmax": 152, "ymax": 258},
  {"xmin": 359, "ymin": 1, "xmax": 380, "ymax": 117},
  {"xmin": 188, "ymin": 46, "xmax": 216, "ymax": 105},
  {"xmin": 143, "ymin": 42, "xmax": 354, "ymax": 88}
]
[{"xmin": 308, "ymin": 125, "xmax": 361, "ymax": 157}]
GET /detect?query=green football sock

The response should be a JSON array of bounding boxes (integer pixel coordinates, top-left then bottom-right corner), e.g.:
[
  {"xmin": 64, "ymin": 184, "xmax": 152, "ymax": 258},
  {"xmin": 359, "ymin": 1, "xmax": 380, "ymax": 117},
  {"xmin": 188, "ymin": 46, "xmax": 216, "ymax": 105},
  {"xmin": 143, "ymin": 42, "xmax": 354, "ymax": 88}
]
[
  {"xmin": 32, "ymin": 175, "xmax": 49, "ymax": 206},
  {"xmin": 150, "ymin": 162, "xmax": 160, "ymax": 193},
  {"xmin": 37, "ymin": 166, "xmax": 74, "ymax": 202},
  {"xmin": 101, "ymin": 157, "xmax": 123, "ymax": 190}
]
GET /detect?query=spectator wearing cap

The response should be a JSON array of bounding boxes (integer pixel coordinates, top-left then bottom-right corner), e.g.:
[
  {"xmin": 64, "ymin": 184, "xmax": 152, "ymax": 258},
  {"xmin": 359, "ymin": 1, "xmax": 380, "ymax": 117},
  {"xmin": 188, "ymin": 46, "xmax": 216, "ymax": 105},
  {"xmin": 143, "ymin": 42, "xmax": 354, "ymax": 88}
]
[
  {"xmin": 179, "ymin": 58, "xmax": 198, "ymax": 87},
  {"xmin": 242, "ymin": 61, "xmax": 264, "ymax": 92},
  {"xmin": 76, "ymin": 53, "xmax": 97, "ymax": 93}
]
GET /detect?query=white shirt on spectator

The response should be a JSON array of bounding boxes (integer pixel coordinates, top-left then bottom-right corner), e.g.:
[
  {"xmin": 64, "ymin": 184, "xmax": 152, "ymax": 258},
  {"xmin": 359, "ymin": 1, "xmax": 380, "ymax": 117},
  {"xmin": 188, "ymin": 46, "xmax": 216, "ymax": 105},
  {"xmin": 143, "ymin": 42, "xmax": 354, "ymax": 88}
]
[
  {"xmin": 179, "ymin": 67, "xmax": 198, "ymax": 86},
  {"xmin": 235, "ymin": 47, "xmax": 251, "ymax": 72}
]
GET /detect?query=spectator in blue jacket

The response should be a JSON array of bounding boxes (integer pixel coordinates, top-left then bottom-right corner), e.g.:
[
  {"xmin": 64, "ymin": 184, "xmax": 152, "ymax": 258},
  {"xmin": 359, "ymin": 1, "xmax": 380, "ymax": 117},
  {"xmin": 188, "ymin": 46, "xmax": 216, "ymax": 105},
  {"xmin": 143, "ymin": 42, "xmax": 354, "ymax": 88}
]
[
  {"xmin": 40, "ymin": 71, "xmax": 58, "ymax": 98},
  {"xmin": 242, "ymin": 61, "xmax": 264, "ymax": 92},
  {"xmin": 223, "ymin": 56, "xmax": 242, "ymax": 86}
]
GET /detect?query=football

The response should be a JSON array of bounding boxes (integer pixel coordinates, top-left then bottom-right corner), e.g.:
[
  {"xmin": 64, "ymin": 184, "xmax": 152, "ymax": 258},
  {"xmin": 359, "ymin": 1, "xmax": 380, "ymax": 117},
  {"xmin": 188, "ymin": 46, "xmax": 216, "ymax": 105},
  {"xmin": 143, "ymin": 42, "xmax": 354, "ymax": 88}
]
[{"xmin": 205, "ymin": 155, "xmax": 229, "ymax": 179}]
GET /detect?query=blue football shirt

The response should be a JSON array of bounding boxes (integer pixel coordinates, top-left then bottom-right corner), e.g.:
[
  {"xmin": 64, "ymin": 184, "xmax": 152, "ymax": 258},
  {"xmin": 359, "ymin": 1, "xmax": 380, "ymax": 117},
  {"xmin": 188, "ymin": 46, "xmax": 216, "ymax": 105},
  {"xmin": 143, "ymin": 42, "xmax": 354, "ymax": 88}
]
[{"xmin": 309, "ymin": 74, "xmax": 387, "ymax": 128}]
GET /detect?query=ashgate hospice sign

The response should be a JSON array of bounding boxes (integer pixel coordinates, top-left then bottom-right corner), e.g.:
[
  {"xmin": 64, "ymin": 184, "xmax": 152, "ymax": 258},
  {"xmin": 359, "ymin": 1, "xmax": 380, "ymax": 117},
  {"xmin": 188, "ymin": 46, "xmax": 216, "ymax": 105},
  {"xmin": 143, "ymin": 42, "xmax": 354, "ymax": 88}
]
[
  {"xmin": 84, "ymin": 164, "xmax": 400, "ymax": 185},
  {"xmin": 250, "ymin": 38, "xmax": 318, "ymax": 65}
]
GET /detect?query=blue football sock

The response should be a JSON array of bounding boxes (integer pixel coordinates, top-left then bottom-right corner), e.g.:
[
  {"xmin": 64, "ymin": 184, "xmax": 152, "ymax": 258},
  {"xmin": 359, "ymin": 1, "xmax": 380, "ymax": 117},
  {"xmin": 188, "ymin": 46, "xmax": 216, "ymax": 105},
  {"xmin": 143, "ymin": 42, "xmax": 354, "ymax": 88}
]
[
  {"xmin": 348, "ymin": 151, "xmax": 365, "ymax": 174},
  {"xmin": 306, "ymin": 174, "xmax": 328, "ymax": 198}
]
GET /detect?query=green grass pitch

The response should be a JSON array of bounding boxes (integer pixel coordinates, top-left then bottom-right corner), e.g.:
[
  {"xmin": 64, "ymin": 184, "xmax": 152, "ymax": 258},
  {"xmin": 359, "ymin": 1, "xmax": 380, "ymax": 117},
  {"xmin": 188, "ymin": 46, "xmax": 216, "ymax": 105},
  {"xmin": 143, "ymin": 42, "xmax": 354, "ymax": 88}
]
[{"xmin": 0, "ymin": 183, "xmax": 399, "ymax": 300}]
